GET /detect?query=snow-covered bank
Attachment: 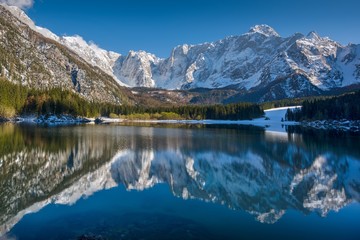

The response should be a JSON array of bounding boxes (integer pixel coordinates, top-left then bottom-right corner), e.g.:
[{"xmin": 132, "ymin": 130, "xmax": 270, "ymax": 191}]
[{"xmin": 246, "ymin": 106, "xmax": 301, "ymax": 132}]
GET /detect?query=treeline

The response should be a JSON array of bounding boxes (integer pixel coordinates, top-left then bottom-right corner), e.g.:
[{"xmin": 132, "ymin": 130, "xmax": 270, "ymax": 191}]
[
  {"xmin": 260, "ymin": 94, "xmax": 341, "ymax": 110},
  {"xmin": 286, "ymin": 90, "xmax": 360, "ymax": 121},
  {"xmin": 0, "ymin": 79, "xmax": 263, "ymax": 120},
  {"xmin": 107, "ymin": 103, "xmax": 263, "ymax": 120},
  {"xmin": 261, "ymin": 98, "xmax": 304, "ymax": 110}
]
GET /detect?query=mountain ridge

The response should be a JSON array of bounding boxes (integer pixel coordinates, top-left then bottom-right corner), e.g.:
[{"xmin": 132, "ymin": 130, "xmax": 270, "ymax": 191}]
[{"xmin": 2, "ymin": 4, "xmax": 360, "ymax": 102}]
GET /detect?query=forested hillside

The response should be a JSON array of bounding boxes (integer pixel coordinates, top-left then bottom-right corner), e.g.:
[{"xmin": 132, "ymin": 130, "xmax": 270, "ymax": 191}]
[{"xmin": 286, "ymin": 91, "xmax": 360, "ymax": 121}]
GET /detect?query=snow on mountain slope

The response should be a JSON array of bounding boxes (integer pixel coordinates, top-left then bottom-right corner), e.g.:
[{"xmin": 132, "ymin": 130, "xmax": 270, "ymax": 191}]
[
  {"xmin": 336, "ymin": 43, "xmax": 360, "ymax": 86},
  {"xmin": 2, "ymin": 4, "xmax": 59, "ymax": 41},
  {"xmin": 59, "ymin": 35, "xmax": 122, "ymax": 83},
  {"xmin": 285, "ymin": 32, "xmax": 342, "ymax": 90}
]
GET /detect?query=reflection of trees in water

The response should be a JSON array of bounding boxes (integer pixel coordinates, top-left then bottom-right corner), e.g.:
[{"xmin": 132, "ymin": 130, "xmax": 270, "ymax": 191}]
[
  {"xmin": 0, "ymin": 123, "xmax": 25, "ymax": 158},
  {"xmin": 286, "ymin": 125, "xmax": 360, "ymax": 159},
  {"xmin": 0, "ymin": 124, "xmax": 123, "ymax": 228}
]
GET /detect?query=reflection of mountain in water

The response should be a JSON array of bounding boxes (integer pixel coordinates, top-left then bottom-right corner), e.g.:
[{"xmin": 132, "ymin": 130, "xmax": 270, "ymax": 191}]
[
  {"xmin": 111, "ymin": 148, "xmax": 360, "ymax": 224},
  {"xmin": 1, "ymin": 124, "xmax": 360, "ymax": 234}
]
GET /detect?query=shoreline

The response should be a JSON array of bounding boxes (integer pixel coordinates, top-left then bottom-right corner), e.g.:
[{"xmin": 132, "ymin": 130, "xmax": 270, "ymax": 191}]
[
  {"xmin": 0, "ymin": 107, "xmax": 298, "ymax": 134},
  {"xmin": 1, "ymin": 106, "xmax": 359, "ymax": 132}
]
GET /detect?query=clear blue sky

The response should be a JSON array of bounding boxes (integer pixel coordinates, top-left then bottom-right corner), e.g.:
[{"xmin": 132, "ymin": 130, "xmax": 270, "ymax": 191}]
[{"xmin": 23, "ymin": 0, "xmax": 360, "ymax": 57}]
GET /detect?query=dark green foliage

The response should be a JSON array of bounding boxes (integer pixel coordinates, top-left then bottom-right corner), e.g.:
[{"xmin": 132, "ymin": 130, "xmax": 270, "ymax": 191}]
[
  {"xmin": 260, "ymin": 95, "xmax": 341, "ymax": 110},
  {"xmin": 0, "ymin": 78, "xmax": 100, "ymax": 117},
  {"xmin": 111, "ymin": 103, "xmax": 263, "ymax": 120},
  {"xmin": 22, "ymin": 88, "xmax": 101, "ymax": 117},
  {"xmin": 0, "ymin": 78, "xmax": 28, "ymax": 117},
  {"xmin": 261, "ymin": 98, "xmax": 304, "ymax": 110},
  {"xmin": 286, "ymin": 91, "xmax": 360, "ymax": 121}
]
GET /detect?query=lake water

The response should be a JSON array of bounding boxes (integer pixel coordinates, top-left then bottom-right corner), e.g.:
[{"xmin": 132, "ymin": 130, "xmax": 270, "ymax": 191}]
[{"xmin": 0, "ymin": 123, "xmax": 359, "ymax": 240}]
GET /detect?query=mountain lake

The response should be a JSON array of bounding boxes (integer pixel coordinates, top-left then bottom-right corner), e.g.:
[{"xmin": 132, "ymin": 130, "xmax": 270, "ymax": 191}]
[{"xmin": 0, "ymin": 123, "xmax": 359, "ymax": 240}]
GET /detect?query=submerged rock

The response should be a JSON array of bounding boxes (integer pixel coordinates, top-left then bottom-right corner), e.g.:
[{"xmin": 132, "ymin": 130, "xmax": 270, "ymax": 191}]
[{"xmin": 94, "ymin": 118, "xmax": 104, "ymax": 124}]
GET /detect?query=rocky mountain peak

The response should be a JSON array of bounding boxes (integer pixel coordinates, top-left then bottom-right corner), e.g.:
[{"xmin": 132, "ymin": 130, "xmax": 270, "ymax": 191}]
[
  {"xmin": 172, "ymin": 44, "xmax": 191, "ymax": 56},
  {"xmin": 1, "ymin": 4, "xmax": 33, "ymax": 26},
  {"xmin": 248, "ymin": 24, "xmax": 280, "ymax": 37},
  {"xmin": 306, "ymin": 30, "xmax": 321, "ymax": 40}
]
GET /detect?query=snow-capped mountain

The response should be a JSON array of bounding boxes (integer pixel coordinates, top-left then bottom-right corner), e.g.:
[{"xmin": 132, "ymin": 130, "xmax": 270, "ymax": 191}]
[
  {"xmin": 81, "ymin": 26, "xmax": 360, "ymax": 100},
  {"xmin": 113, "ymin": 25, "xmax": 360, "ymax": 98},
  {"xmin": 3, "ymin": 4, "xmax": 360, "ymax": 102}
]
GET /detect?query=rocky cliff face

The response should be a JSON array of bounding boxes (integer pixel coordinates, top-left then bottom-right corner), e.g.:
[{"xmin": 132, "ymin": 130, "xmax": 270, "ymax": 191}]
[
  {"xmin": 114, "ymin": 50, "xmax": 160, "ymax": 87},
  {"xmin": 0, "ymin": 5, "xmax": 130, "ymax": 104}
]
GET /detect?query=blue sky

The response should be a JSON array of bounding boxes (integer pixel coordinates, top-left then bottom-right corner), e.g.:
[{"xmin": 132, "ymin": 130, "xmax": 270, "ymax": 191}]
[{"xmin": 18, "ymin": 0, "xmax": 360, "ymax": 57}]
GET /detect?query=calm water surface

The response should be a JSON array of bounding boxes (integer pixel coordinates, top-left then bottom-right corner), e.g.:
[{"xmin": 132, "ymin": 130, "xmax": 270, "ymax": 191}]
[{"xmin": 0, "ymin": 123, "xmax": 359, "ymax": 240}]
